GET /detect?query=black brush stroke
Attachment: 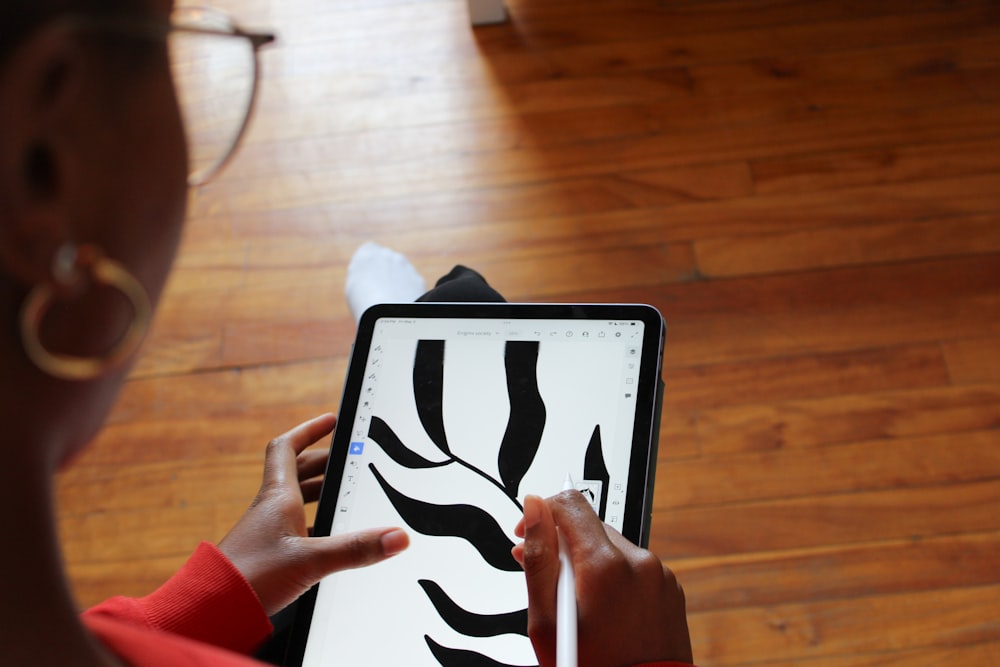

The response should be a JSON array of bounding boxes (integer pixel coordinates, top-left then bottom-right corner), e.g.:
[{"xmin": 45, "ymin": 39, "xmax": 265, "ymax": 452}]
[
  {"xmin": 425, "ymin": 636, "xmax": 537, "ymax": 667},
  {"xmin": 370, "ymin": 463, "xmax": 520, "ymax": 572},
  {"xmin": 369, "ymin": 416, "xmax": 450, "ymax": 469},
  {"xmin": 497, "ymin": 341, "xmax": 546, "ymax": 497},
  {"xmin": 418, "ymin": 580, "xmax": 528, "ymax": 638},
  {"xmin": 414, "ymin": 339, "xmax": 451, "ymax": 456},
  {"xmin": 583, "ymin": 424, "xmax": 610, "ymax": 518}
]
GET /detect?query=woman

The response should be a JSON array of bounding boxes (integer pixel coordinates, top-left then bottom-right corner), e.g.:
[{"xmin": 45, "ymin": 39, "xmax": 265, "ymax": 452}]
[{"xmin": 0, "ymin": 0, "xmax": 693, "ymax": 665}]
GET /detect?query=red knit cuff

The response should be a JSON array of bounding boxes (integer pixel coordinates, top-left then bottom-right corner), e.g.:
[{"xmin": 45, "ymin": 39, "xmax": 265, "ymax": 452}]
[{"xmin": 138, "ymin": 542, "xmax": 273, "ymax": 654}]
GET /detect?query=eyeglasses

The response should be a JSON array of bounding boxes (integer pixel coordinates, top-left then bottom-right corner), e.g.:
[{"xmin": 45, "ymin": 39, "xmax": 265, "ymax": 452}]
[
  {"xmin": 63, "ymin": 7, "xmax": 275, "ymax": 186},
  {"xmin": 167, "ymin": 7, "xmax": 275, "ymax": 186}
]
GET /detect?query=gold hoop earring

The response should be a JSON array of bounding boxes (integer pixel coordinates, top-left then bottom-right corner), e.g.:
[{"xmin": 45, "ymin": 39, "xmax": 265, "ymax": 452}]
[{"xmin": 19, "ymin": 244, "xmax": 152, "ymax": 381}]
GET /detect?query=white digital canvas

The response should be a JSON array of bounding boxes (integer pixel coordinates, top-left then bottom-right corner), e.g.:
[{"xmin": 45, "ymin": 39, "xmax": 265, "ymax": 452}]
[{"xmin": 301, "ymin": 318, "xmax": 645, "ymax": 667}]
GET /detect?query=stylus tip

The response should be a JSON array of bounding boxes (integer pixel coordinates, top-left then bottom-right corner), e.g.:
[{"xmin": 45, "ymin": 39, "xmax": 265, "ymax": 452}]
[{"xmin": 563, "ymin": 473, "xmax": 575, "ymax": 492}]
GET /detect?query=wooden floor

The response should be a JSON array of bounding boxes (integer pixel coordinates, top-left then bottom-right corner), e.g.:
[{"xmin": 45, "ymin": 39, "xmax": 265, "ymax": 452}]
[{"xmin": 56, "ymin": 0, "xmax": 1000, "ymax": 665}]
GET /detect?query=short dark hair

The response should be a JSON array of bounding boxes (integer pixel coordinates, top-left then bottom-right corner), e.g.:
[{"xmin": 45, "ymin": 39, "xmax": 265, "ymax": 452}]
[{"xmin": 0, "ymin": 0, "xmax": 139, "ymax": 65}]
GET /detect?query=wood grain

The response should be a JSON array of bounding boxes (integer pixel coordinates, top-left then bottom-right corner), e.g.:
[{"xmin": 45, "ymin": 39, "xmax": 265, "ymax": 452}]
[
  {"xmin": 695, "ymin": 214, "xmax": 1000, "ymax": 278},
  {"xmin": 673, "ymin": 530, "xmax": 1000, "ymax": 612},
  {"xmin": 687, "ymin": 584, "xmax": 1000, "ymax": 663},
  {"xmin": 651, "ymin": 478, "xmax": 1000, "ymax": 558},
  {"xmin": 54, "ymin": 1, "xmax": 1000, "ymax": 665},
  {"xmin": 693, "ymin": 383, "xmax": 1000, "ymax": 455},
  {"xmin": 943, "ymin": 336, "xmax": 1000, "ymax": 385}
]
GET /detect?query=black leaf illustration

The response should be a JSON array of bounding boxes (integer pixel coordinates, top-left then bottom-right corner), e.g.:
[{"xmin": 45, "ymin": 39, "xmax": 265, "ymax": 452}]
[
  {"xmin": 583, "ymin": 424, "xmax": 610, "ymax": 517},
  {"xmin": 418, "ymin": 579, "xmax": 528, "ymax": 637},
  {"xmin": 497, "ymin": 341, "xmax": 546, "ymax": 497},
  {"xmin": 370, "ymin": 463, "xmax": 521, "ymax": 572},
  {"xmin": 369, "ymin": 416, "xmax": 450, "ymax": 469},
  {"xmin": 413, "ymin": 340, "xmax": 451, "ymax": 456},
  {"xmin": 425, "ymin": 636, "xmax": 537, "ymax": 667}
]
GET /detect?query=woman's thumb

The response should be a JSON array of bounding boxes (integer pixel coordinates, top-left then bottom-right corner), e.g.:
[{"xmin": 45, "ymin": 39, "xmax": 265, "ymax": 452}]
[{"xmin": 305, "ymin": 527, "xmax": 409, "ymax": 578}]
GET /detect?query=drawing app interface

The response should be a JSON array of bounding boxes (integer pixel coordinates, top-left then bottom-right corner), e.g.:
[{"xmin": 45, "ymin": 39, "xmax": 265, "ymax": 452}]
[{"xmin": 302, "ymin": 317, "xmax": 648, "ymax": 667}]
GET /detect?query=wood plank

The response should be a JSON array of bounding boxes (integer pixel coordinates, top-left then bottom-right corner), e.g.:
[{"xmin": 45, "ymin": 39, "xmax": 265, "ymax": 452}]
[
  {"xmin": 224, "ymin": 71, "xmax": 983, "ymax": 186},
  {"xmin": 221, "ymin": 1, "xmax": 999, "ymax": 93},
  {"xmin": 134, "ymin": 253, "xmax": 1000, "ymax": 378},
  {"xmin": 70, "ymin": 419, "xmax": 1000, "ymax": 520},
  {"xmin": 62, "ymin": 406, "xmax": 331, "ymax": 470},
  {"xmin": 656, "ymin": 429, "xmax": 1000, "ymax": 509},
  {"xmin": 663, "ymin": 344, "xmax": 949, "ymax": 411},
  {"xmin": 559, "ymin": 256, "xmax": 1000, "ymax": 369},
  {"xmin": 660, "ymin": 409, "xmax": 702, "ymax": 461},
  {"xmin": 687, "ymin": 38, "xmax": 998, "ymax": 97},
  {"xmin": 58, "ymin": 407, "xmax": 697, "ymax": 521},
  {"xmin": 506, "ymin": 0, "xmax": 986, "ymax": 36},
  {"xmin": 750, "ymin": 137, "xmax": 1000, "ymax": 195},
  {"xmin": 673, "ymin": 531, "xmax": 1000, "ymax": 612},
  {"xmin": 253, "ymin": 39, "xmax": 988, "ymax": 130},
  {"xmin": 943, "ymin": 336, "xmax": 1000, "ymax": 385},
  {"xmin": 465, "ymin": 242, "xmax": 699, "ymax": 297},
  {"xmin": 111, "ymin": 358, "xmax": 349, "ymax": 425},
  {"xmin": 720, "ymin": 641, "xmax": 1000, "ymax": 667},
  {"xmin": 212, "ymin": 105, "xmax": 1000, "ymax": 208},
  {"xmin": 167, "ymin": 240, "xmax": 697, "ymax": 304},
  {"xmin": 651, "ymin": 478, "xmax": 1000, "ymax": 558},
  {"xmin": 260, "ymin": 160, "xmax": 753, "ymax": 229},
  {"xmin": 193, "ymin": 168, "xmax": 1000, "ymax": 270},
  {"xmin": 694, "ymin": 213, "xmax": 1000, "ymax": 278},
  {"xmin": 687, "ymin": 584, "xmax": 1000, "ymax": 665},
  {"xmin": 966, "ymin": 66, "xmax": 1000, "ymax": 102},
  {"xmin": 76, "ymin": 384, "xmax": 984, "ymax": 516},
  {"xmin": 65, "ymin": 554, "xmax": 189, "ymax": 610},
  {"xmin": 64, "ymin": 474, "xmax": 1000, "ymax": 573},
  {"xmin": 135, "ymin": 240, "xmax": 699, "ymax": 377},
  {"xmin": 58, "ymin": 497, "xmax": 247, "ymax": 564},
  {"xmin": 180, "ymin": 179, "xmax": 1000, "ymax": 307},
  {"xmin": 58, "ymin": 456, "xmax": 264, "ymax": 518},
  {"xmin": 225, "ymin": 13, "xmax": 1000, "ymax": 168},
  {"xmin": 256, "ymin": 11, "xmax": 991, "ymax": 94},
  {"xmin": 188, "ymin": 168, "xmax": 1000, "ymax": 271},
  {"xmin": 692, "ymin": 383, "xmax": 1000, "ymax": 456},
  {"xmin": 490, "ymin": 1, "xmax": 1000, "ymax": 65}
]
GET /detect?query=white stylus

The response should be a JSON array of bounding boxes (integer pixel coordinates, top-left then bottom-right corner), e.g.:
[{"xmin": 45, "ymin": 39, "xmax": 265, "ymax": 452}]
[{"xmin": 557, "ymin": 474, "xmax": 578, "ymax": 667}]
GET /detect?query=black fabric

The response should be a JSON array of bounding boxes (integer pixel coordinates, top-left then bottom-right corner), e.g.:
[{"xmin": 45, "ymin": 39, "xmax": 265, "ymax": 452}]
[
  {"xmin": 254, "ymin": 601, "xmax": 297, "ymax": 664},
  {"xmin": 417, "ymin": 265, "xmax": 507, "ymax": 304}
]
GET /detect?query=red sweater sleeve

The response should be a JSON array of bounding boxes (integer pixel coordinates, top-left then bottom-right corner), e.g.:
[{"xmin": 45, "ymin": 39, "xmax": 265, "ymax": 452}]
[{"xmin": 83, "ymin": 542, "xmax": 273, "ymax": 655}]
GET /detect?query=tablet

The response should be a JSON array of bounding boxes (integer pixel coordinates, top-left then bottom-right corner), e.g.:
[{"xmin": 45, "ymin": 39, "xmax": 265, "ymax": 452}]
[{"xmin": 285, "ymin": 303, "xmax": 665, "ymax": 667}]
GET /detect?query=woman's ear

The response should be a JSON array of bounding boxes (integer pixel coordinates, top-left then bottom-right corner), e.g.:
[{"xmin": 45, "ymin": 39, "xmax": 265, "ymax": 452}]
[{"xmin": 0, "ymin": 26, "xmax": 86, "ymax": 287}]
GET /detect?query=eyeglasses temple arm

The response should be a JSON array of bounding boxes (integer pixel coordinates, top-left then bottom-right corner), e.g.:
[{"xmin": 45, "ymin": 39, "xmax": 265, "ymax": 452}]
[{"xmin": 248, "ymin": 31, "xmax": 276, "ymax": 49}]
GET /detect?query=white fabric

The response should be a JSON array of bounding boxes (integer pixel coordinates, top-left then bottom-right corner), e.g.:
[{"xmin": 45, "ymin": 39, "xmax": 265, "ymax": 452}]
[{"xmin": 345, "ymin": 242, "xmax": 427, "ymax": 323}]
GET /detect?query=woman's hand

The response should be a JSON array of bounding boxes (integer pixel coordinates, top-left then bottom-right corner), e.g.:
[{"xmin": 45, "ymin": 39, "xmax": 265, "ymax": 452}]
[
  {"xmin": 512, "ymin": 491, "xmax": 692, "ymax": 667},
  {"xmin": 219, "ymin": 414, "xmax": 409, "ymax": 616}
]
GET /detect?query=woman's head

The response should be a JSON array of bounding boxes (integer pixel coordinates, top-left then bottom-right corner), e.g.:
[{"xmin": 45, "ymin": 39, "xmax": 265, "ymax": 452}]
[
  {"xmin": 0, "ymin": 1, "xmax": 137, "ymax": 61},
  {"xmin": 0, "ymin": 0, "xmax": 188, "ymax": 465}
]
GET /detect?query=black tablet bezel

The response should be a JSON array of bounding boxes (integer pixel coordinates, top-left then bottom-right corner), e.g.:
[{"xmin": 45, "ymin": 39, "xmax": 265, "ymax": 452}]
[{"xmin": 284, "ymin": 302, "xmax": 665, "ymax": 666}]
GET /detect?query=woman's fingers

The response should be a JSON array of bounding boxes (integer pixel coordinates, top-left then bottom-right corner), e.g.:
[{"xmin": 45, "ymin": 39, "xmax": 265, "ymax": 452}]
[
  {"xmin": 542, "ymin": 491, "xmax": 693, "ymax": 667},
  {"xmin": 519, "ymin": 495, "xmax": 562, "ymax": 667},
  {"xmin": 297, "ymin": 448, "xmax": 329, "ymax": 482},
  {"xmin": 300, "ymin": 477, "xmax": 324, "ymax": 504},
  {"xmin": 287, "ymin": 413, "xmax": 337, "ymax": 455},
  {"xmin": 548, "ymin": 490, "xmax": 619, "ymax": 569},
  {"xmin": 260, "ymin": 414, "xmax": 336, "ymax": 495}
]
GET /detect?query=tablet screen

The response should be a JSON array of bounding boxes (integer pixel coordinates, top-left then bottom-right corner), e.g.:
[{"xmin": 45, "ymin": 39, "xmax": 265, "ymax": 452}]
[{"xmin": 293, "ymin": 305, "xmax": 663, "ymax": 667}]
